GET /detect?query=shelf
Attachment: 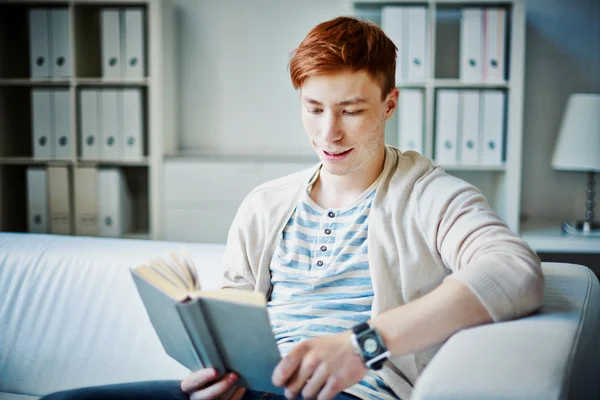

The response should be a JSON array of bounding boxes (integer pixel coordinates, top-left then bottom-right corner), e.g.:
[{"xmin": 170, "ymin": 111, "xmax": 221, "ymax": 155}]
[
  {"xmin": 433, "ymin": 79, "xmax": 509, "ymax": 89},
  {"xmin": 520, "ymin": 219, "xmax": 600, "ymax": 254},
  {"xmin": 441, "ymin": 164, "xmax": 506, "ymax": 172},
  {"xmin": 122, "ymin": 231, "xmax": 152, "ymax": 240},
  {"xmin": 77, "ymin": 158, "xmax": 150, "ymax": 167},
  {"xmin": 0, "ymin": 157, "xmax": 73, "ymax": 166},
  {"xmin": 75, "ymin": 78, "xmax": 149, "ymax": 87},
  {"xmin": 0, "ymin": 79, "xmax": 71, "ymax": 87}
]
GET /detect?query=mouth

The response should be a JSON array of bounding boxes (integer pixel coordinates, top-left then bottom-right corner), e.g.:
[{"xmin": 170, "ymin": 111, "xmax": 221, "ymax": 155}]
[{"xmin": 322, "ymin": 148, "xmax": 353, "ymax": 160}]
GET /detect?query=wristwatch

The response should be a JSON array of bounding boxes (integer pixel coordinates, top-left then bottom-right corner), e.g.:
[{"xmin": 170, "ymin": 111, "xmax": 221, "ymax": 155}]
[{"xmin": 350, "ymin": 322, "xmax": 390, "ymax": 370}]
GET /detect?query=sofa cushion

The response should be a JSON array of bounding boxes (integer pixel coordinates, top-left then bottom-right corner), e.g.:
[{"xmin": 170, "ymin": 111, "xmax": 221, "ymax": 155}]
[{"xmin": 0, "ymin": 233, "xmax": 226, "ymax": 398}]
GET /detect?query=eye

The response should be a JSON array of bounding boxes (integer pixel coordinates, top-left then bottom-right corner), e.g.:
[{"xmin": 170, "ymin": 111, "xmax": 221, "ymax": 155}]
[
  {"xmin": 343, "ymin": 109, "xmax": 365, "ymax": 115},
  {"xmin": 307, "ymin": 108, "xmax": 323, "ymax": 114}
]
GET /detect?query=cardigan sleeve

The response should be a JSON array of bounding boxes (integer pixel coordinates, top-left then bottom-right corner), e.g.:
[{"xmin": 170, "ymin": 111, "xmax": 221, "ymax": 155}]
[
  {"xmin": 220, "ymin": 197, "xmax": 256, "ymax": 292},
  {"xmin": 415, "ymin": 168, "xmax": 544, "ymax": 322}
]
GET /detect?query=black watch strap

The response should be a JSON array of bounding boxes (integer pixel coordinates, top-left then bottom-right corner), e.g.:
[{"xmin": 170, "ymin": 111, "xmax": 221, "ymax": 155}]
[{"xmin": 352, "ymin": 322, "xmax": 369, "ymax": 334}]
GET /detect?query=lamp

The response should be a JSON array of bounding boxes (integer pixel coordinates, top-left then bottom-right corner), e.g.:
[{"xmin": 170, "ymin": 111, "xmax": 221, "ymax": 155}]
[{"xmin": 552, "ymin": 93, "xmax": 600, "ymax": 236}]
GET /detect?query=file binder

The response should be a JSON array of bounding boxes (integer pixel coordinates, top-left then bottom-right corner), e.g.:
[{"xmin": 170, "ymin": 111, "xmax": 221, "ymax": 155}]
[
  {"xmin": 459, "ymin": 90, "xmax": 481, "ymax": 166},
  {"xmin": 121, "ymin": 88, "xmax": 144, "ymax": 159},
  {"xmin": 48, "ymin": 166, "xmax": 72, "ymax": 235},
  {"xmin": 101, "ymin": 89, "xmax": 121, "ymax": 159},
  {"xmin": 101, "ymin": 9, "xmax": 122, "ymax": 78},
  {"xmin": 52, "ymin": 89, "xmax": 72, "ymax": 159},
  {"xmin": 481, "ymin": 90, "xmax": 505, "ymax": 166},
  {"xmin": 484, "ymin": 9, "xmax": 506, "ymax": 82},
  {"xmin": 398, "ymin": 89, "xmax": 424, "ymax": 154},
  {"xmin": 29, "ymin": 9, "xmax": 51, "ymax": 79},
  {"xmin": 32, "ymin": 89, "xmax": 54, "ymax": 158},
  {"xmin": 460, "ymin": 8, "xmax": 483, "ymax": 82},
  {"xmin": 74, "ymin": 167, "xmax": 99, "ymax": 236},
  {"xmin": 50, "ymin": 9, "xmax": 71, "ymax": 78},
  {"xmin": 435, "ymin": 90, "xmax": 459, "ymax": 165},
  {"xmin": 406, "ymin": 7, "xmax": 426, "ymax": 82},
  {"xmin": 27, "ymin": 168, "xmax": 49, "ymax": 233},
  {"xmin": 123, "ymin": 8, "xmax": 145, "ymax": 78},
  {"xmin": 381, "ymin": 6, "xmax": 405, "ymax": 83},
  {"xmin": 97, "ymin": 168, "xmax": 132, "ymax": 237},
  {"xmin": 79, "ymin": 89, "xmax": 101, "ymax": 159}
]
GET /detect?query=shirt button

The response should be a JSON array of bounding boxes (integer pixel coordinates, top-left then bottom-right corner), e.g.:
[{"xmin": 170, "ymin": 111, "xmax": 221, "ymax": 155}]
[
  {"xmin": 320, "ymin": 245, "xmax": 327, "ymax": 252},
  {"xmin": 328, "ymin": 211, "xmax": 335, "ymax": 218},
  {"xmin": 316, "ymin": 260, "xmax": 324, "ymax": 267},
  {"xmin": 324, "ymin": 229, "xmax": 332, "ymax": 235}
]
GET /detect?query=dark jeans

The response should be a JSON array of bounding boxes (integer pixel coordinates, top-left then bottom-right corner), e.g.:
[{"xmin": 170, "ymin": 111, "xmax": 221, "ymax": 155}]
[{"xmin": 40, "ymin": 380, "xmax": 361, "ymax": 400}]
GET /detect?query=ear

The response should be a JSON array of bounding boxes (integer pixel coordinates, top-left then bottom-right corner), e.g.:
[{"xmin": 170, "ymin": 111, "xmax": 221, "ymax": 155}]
[{"xmin": 384, "ymin": 87, "xmax": 400, "ymax": 120}]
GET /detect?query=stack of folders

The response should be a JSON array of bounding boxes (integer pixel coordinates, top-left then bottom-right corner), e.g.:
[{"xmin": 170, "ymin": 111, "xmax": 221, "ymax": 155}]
[
  {"xmin": 101, "ymin": 8, "xmax": 145, "ymax": 79},
  {"xmin": 381, "ymin": 6, "xmax": 427, "ymax": 83},
  {"xmin": 27, "ymin": 167, "xmax": 133, "ymax": 237},
  {"xmin": 29, "ymin": 8, "xmax": 71, "ymax": 79},
  {"xmin": 78, "ymin": 88, "xmax": 144, "ymax": 160},
  {"xmin": 398, "ymin": 89, "xmax": 424, "ymax": 154},
  {"xmin": 31, "ymin": 88, "xmax": 72, "ymax": 159},
  {"xmin": 460, "ymin": 8, "xmax": 506, "ymax": 82},
  {"xmin": 435, "ymin": 90, "xmax": 505, "ymax": 167}
]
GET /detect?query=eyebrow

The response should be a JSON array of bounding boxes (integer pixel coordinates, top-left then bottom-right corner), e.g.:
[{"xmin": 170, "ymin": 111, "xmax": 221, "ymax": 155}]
[{"xmin": 302, "ymin": 96, "xmax": 367, "ymax": 106}]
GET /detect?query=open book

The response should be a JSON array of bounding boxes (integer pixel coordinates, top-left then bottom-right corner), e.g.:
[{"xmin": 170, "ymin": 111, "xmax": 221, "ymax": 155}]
[{"xmin": 130, "ymin": 250, "xmax": 283, "ymax": 394}]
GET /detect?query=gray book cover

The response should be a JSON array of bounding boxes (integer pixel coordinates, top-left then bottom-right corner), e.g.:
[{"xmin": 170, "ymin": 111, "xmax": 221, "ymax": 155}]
[{"xmin": 131, "ymin": 270, "xmax": 284, "ymax": 395}]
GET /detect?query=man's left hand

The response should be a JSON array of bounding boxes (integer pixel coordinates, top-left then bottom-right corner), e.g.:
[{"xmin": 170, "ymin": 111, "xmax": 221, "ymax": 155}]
[{"xmin": 271, "ymin": 331, "xmax": 368, "ymax": 400}]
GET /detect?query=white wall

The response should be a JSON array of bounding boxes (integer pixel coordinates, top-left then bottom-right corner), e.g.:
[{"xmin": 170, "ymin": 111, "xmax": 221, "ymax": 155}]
[
  {"xmin": 521, "ymin": 0, "xmax": 600, "ymax": 222},
  {"xmin": 175, "ymin": 0, "xmax": 353, "ymax": 158}
]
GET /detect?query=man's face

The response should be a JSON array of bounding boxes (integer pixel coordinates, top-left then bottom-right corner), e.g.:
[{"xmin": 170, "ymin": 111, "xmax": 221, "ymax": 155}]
[{"xmin": 300, "ymin": 70, "xmax": 397, "ymax": 177}]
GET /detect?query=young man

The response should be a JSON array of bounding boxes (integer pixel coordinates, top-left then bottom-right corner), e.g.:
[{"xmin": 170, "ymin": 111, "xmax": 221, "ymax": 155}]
[{"xmin": 42, "ymin": 16, "xmax": 543, "ymax": 400}]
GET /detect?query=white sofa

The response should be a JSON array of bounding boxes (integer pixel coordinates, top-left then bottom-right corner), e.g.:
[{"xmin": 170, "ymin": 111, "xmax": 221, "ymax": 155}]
[{"xmin": 1, "ymin": 232, "xmax": 599, "ymax": 400}]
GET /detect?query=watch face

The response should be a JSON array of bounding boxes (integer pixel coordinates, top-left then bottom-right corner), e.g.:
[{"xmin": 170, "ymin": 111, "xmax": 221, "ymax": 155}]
[{"xmin": 362, "ymin": 337, "xmax": 379, "ymax": 356}]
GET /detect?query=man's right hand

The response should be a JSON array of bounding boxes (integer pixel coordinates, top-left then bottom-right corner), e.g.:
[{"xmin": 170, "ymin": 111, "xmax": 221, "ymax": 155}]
[{"xmin": 181, "ymin": 368, "xmax": 246, "ymax": 400}]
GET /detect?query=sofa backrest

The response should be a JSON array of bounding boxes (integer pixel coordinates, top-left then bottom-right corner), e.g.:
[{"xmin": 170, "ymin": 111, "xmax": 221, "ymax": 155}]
[{"xmin": 0, "ymin": 233, "xmax": 227, "ymax": 399}]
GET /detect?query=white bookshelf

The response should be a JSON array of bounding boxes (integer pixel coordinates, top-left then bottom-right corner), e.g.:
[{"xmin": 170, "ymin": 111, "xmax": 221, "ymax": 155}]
[
  {"xmin": 521, "ymin": 220, "xmax": 600, "ymax": 254},
  {"xmin": 354, "ymin": 0, "xmax": 526, "ymax": 234},
  {"xmin": 0, "ymin": 0, "xmax": 175, "ymax": 239}
]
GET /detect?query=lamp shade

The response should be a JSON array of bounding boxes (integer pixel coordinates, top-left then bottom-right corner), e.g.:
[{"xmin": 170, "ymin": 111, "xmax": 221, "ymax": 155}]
[{"xmin": 552, "ymin": 93, "xmax": 600, "ymax": 171}]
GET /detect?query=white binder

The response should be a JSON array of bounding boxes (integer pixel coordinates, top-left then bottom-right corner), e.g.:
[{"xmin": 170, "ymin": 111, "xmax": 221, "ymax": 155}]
[
  {"xmin": 460, "ymin": 8, "xmax": 483, "ymax": 82},
  {"xmin": 32, "ymin": 88, "xmax": 54, "ymax": 158},
  {"xmin": 50, "ymin": 9, "xmax": 71, "ymax": 78},
  {"xmin": 481, "ymin": 90, "xmax": 505, "ymax": 166},
  {"xmin": 435, "ymin": 90, "xmax": 459, "ymax": 165},
  {"xmin": 381, "ymin": 6, "xmax": 405, "ymax": 83},
  {"xmin": 101, "ymin": 9, "xmax": 122, "ymax": 78},
  {"xmin": 406, "ymin": 7, "xmax": 426, "ymax": 82},
  {"xmin": 74, "ymin": 167, "xmax": 99, "ymax": 236},
  {"xmin": 398, "ymin": 89, "xmax": 424, "ymax": 154},
  {"xmin": 121, "ymin": 88, "xmax": 143, "ymax": 159},
  {"xmin": 48, "ymin": 166, "xmax": 72, "ymax": 235},
  {"xmin": 79, "ymin": 89, "xmax": 101, "ymax": 159},
  {"xmin": 101, "ymin": 89, "xmax": 121, "ymax": 159},
  {"xmin": 484, "ymin": 9, "xmax": 506, "ymax": 82},
  {"xmin": 52, "ymin": 89, "xmax": 72, "ymax": 159},
  {"xmin": 27, "ymin": 168, "xmax": 49, "ymax": 233},
  {"xmin": 123, "ymin": 8, "xmax": 145, "ymax": 78},
  {"xmin": 459, "ymin": 90, "xmax": 481, "ymax": 165},
  {"xmin": 29, "ymin": 9, "xmax": 51, "ymax": 79},
  {"xmin": 97, "ymin": 168, "xmax": 132, "ymax": 237}
]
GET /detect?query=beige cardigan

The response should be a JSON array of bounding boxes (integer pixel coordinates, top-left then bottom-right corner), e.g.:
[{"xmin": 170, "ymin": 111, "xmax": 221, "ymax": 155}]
[{"xmin": 221, "ymin": 146, "xmax": 544, "ymax": 399}]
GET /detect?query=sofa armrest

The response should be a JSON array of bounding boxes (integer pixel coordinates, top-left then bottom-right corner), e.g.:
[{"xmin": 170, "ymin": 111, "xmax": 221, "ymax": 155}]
[{"xmin": 412, "ymin": 263, "xmax": 600, "ymax": 400}]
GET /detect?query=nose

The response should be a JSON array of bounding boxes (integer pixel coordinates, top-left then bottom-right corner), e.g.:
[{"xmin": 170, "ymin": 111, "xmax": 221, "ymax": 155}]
[{"xmin": 320, "ymin": 112, "xmax": 343, "ymax": 144}]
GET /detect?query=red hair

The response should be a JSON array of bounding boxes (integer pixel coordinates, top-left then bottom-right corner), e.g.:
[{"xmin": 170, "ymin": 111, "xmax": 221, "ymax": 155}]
[{"xmin": 289, "ymin": 16, "xmax": 397, "ymax": 99}]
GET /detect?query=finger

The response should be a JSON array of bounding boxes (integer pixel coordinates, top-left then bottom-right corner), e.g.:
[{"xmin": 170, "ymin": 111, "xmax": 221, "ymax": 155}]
[
  {"xmin": 301, "ymin": 363, "xmax": 329, "ymax": 399},
  {"xmin": 221, "ymin": 385, "xmax": 237, "ymax": 400},
  {"xmin": 317, "ymin": 376, "xmax": 342, "ymax": 400},
  {"xmin": 189, "ymin": 372, "xmax": 238, "ymax": 400},
  {"xmin": 230, "ymin": 387, "xmax": 246, "ymax": 400},
  {"xmin": 181, "ymin": 368, "xmax": 218, "ymax": 393},
  {"xmin": 284, "ymin": 355, "xmax": 320, "ymax": 399},
  {"xmin": 272, "ymin": 343, "xmax": 308, "ymax": 387}
]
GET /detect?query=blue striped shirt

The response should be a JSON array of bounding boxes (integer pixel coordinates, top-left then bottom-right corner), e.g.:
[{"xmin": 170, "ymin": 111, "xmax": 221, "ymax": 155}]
[{"xmin": 267, "ymin": 172, "xmax": 396, "ymax": 400}]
